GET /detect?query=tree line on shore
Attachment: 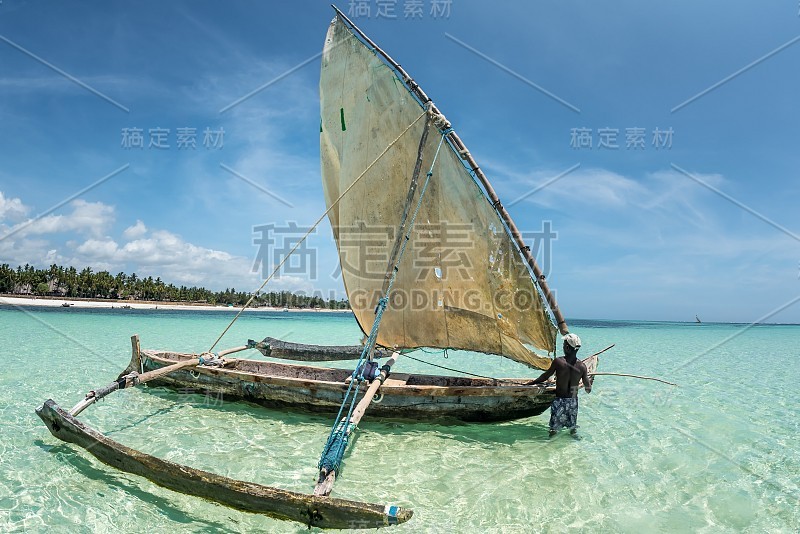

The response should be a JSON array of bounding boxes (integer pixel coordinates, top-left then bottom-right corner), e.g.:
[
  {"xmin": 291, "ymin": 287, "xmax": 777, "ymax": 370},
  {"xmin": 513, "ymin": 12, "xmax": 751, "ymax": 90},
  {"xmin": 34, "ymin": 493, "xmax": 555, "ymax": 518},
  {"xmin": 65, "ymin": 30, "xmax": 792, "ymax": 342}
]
[{"xmin": 0, "ymin": 263, "xmax": 351, "ymax": 309}]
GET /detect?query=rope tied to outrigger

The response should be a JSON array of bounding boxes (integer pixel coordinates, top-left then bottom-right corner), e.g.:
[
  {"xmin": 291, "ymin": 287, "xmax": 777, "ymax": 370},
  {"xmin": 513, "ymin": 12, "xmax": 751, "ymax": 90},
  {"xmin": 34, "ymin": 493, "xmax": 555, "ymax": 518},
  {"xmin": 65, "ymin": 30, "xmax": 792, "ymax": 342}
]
[
  {"xmin": 401, "ymin": 351, "xmax": 499, "ymax": 381},
  {"xmin": 317, "ymin": 125, "xmax": 449, "ymax": 479}
]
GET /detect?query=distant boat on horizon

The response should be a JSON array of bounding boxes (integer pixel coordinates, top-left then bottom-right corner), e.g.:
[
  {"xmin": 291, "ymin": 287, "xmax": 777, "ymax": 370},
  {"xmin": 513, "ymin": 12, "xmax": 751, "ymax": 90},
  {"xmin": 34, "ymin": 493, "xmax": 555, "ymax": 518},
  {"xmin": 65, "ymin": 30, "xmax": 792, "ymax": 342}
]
[{"xmin": 695, "ymin": 315, "xmax": 701, "ymax": 323}]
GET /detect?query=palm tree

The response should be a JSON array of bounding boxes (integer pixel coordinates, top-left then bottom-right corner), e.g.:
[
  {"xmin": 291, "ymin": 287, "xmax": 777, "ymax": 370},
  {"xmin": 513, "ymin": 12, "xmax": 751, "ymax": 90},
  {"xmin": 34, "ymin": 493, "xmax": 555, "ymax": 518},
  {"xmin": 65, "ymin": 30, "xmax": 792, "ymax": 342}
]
[
  {"xmin": 78, "ymin": 267, "xmax": 94, "ymax": 297},
  {"xmin": 0, "ymin": 264, "xmax": 15, "ymax": 293}
]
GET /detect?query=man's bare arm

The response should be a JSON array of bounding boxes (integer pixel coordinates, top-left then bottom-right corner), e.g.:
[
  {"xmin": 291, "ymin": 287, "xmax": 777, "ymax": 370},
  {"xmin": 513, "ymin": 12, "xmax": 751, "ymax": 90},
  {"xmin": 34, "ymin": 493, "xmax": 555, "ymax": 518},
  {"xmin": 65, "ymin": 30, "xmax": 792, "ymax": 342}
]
[
  {"xmin": 530, "ymin": 361, "xmax": 557, "ymax": 384},
  {"xmin": 580, "ymin": 363, "xmax": 592, "ymax": 393}
]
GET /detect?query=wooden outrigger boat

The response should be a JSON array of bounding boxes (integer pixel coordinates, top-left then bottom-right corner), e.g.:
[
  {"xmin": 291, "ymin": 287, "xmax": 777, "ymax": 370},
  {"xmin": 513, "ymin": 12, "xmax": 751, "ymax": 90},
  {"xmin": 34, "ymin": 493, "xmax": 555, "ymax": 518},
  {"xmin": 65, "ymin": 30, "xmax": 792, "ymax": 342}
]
[
  {"xmin": 124, "ymin": 335, "xmax": 599, "ymax": 423},
  {"xmin": 36, "ymin": 6, "xmax": 605, "ymax": 529}
]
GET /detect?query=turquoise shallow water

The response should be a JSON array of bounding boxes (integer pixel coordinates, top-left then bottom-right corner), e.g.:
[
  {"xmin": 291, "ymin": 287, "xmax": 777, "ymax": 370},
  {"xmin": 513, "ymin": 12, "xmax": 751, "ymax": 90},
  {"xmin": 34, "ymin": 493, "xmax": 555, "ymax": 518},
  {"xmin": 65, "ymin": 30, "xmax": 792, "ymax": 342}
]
[{"xmin": 1, "ymin": 305, "xmax": 798, "ymax": 532}]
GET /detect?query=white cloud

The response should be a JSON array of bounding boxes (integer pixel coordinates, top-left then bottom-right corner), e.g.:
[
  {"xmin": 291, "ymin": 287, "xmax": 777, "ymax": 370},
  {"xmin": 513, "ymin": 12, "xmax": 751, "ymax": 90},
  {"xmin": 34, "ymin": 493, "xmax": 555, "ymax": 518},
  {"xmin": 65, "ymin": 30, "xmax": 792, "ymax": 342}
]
[
  {"xmin": 535, "ymin": 168, "xmax": 647, "ymax": 208},
  {"xmin": 639, "ymin": 169, "xmax": 725, "ymax": 228},
  {"xmin": 0, "ymin": 191, "xmax": 29, "ymax": 222},
  {"xmin": 0, "ymin": 191, "xmax": 316, "ymax": 292},
  {"xmin": 476, "ymin": 160, "xmax": 800, "ymax": 320},
  {"xmin": 6, "ymin": 199, "xmax": 114, "ymax": 238},
  {"xmin": 488, "ymin": 164, "xmax": 725, "ymax": 217},
  {"xmin": 75, "ymin": 238, "xmax": 119, "ymax": 260},
  {"xmin": 0, "ymin": 236, "xmax": 58, "ymax": 266},
  {"xmin": 67, "ymin": 227, "xmax": 312, "ymax": 292},
  {"xmin": 122, "ymin": 220, "xmax": 147, "ymax": 240}
]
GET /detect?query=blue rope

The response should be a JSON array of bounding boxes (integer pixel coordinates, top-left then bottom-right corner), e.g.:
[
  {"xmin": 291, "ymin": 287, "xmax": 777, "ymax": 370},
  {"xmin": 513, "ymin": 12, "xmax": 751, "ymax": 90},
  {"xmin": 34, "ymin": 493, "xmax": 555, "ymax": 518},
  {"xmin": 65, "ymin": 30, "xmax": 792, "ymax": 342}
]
[{"xmin": 317, "ymin": 131, "xmax": 448, "ymax": 476}]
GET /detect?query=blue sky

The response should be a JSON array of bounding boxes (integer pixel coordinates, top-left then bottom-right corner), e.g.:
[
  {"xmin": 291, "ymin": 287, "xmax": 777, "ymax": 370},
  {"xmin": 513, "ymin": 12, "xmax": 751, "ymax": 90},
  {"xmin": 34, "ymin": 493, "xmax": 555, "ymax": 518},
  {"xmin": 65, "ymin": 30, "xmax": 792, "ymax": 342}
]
[{"xmin": 0, "ymin": 1, "xmax": 798, "ymax": 323}]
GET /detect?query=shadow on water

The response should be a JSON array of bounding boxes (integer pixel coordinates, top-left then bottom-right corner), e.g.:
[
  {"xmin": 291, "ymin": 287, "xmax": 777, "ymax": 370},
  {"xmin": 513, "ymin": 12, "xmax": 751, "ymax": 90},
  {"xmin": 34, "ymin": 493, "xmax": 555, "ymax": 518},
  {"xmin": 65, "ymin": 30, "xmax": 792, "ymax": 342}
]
[
  {"xmin": 32, "ymin": 439, "xmax": 241, "ymax": 533},
  {"xmin": 135, "ymin": 385, "xmax": 558, "ymax": 446},
  {"xmin": 359, "ymin": 416, "xmax": 557, "ymax": 447},
  {"xmin": 104, "ymin": 405, "xmax": 180, "ymax": 434}
]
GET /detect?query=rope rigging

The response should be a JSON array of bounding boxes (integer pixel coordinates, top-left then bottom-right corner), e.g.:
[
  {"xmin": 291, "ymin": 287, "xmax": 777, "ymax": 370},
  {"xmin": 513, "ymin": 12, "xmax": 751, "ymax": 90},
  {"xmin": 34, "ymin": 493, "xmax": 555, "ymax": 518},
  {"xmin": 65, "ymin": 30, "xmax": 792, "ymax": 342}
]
[
  {"xmin": 317, "ymin": 126, "xmax": 448, "ymax": 477},
  {"xmin": 206, "ymin": 110, "xmax": 428, "ymax": 353},
  {"xmin": 401, "ymin": 351, "xmax": 499, "ymax": 381}
]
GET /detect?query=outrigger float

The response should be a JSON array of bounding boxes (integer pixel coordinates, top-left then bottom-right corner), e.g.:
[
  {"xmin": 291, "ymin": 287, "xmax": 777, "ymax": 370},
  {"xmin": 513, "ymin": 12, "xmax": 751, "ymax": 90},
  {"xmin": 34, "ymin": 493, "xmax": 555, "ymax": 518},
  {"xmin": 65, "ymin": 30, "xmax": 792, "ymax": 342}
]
[{"xmin": 36, "ymin": 6, "xmax": 606, "ymax": 528}]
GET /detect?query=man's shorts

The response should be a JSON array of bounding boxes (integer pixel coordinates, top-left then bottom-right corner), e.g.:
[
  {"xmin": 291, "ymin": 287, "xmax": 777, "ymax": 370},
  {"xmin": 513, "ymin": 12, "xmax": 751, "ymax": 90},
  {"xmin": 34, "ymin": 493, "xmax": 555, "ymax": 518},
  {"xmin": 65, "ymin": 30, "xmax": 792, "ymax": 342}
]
[{"xmin": 549, "ymin": 397, "xmax": 578, "ymax": 431}]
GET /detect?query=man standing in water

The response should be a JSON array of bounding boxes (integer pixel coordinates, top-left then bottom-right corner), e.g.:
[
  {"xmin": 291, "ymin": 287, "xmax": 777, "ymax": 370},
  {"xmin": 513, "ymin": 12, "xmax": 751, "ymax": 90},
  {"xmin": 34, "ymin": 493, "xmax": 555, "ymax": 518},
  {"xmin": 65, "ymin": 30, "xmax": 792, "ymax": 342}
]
[{"xmin": 530, "ymin": 333, "xmax": 592, "ymax": 436}]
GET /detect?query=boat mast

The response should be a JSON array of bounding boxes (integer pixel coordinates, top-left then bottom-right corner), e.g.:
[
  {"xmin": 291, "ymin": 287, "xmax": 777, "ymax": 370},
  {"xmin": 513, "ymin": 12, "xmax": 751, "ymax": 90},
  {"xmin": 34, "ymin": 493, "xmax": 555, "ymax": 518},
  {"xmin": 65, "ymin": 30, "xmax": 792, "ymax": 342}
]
[{"xmin": 331, "ymin": 5, "xmax": 569, "ymax": 336}]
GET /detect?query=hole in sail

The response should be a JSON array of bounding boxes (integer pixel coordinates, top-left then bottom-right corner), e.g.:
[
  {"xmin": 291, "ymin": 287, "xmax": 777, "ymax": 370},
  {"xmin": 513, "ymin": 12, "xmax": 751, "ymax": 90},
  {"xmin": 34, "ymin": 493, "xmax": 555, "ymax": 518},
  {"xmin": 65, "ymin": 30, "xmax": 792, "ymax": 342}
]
[
  {"xmin": 434, "ymin": 267, "xmax": 442, "ymax": 279},
  {"xmin": 437, "ymin": 299, "xmax": 443, "ymax": 307}
]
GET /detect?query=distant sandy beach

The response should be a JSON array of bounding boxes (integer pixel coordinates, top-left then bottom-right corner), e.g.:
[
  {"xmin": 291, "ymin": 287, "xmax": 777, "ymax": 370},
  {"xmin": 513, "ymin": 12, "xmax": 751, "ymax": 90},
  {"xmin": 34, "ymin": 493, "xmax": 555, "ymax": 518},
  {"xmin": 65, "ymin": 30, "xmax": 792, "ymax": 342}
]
[{"xmin": 0, "ymin": 295, "xmax": 350, "ymax": 313}]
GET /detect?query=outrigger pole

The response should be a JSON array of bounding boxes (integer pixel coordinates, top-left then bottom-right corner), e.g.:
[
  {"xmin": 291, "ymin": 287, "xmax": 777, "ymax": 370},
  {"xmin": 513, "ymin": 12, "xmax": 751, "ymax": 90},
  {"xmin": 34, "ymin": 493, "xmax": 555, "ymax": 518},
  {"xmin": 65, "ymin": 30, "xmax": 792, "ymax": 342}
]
[
  {"xmin": 332, "ymin": 5, "xmax": 569, "ymax": 336},
  {"xmin": 68, "ymin": 340, "xmax": 249, "ymax": 417},
  {"xmin": 313, "ymin": 128, "xmax": 448, "ymax": 497},
  {"xmin": 313, "ymin": 93, "xmax": 440, "ymax": 502},
  {"xmin": 314, "ymin": 351, "xmax": 401, "ymax": 497}
]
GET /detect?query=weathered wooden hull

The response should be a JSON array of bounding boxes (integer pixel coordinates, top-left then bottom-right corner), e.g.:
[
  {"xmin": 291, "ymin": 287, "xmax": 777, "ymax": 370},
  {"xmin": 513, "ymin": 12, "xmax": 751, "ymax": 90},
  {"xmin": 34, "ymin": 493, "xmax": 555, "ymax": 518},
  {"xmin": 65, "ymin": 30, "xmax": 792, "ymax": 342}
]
[
  {"xmin": 257, "ymin": 336, "xmax": 364, "ymax": 361},
  {"xmin": 127, "ymin": 345, "xmax": 562, "ymax": 423},
  {"xmin": 35, "ymin": 400, "xmax": 411, "ymax": 529}
]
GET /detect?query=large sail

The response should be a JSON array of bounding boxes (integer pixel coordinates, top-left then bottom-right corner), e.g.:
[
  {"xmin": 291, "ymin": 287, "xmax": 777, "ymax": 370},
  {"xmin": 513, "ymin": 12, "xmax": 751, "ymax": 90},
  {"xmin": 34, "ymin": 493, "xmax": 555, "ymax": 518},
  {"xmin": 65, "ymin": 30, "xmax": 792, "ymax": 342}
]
[{"xmin": 320, "ymin": 16, "xmax": 556, "ymax": 369}]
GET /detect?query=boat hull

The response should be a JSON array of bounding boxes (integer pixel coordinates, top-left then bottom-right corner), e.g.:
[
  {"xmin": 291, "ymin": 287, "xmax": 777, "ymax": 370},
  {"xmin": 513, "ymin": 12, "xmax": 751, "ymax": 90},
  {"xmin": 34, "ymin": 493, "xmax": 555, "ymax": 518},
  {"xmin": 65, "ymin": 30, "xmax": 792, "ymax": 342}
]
[{"xmin": 126, "ymin": 344, "xmax": 562, "ymax": 423}]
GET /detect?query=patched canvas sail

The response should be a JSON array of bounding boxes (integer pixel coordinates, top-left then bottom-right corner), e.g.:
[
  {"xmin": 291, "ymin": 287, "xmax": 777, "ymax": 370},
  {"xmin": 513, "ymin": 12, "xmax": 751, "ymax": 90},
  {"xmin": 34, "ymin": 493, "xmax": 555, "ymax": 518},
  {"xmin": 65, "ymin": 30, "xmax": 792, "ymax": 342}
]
[{"xmin": 320, "ymin": 16, "xmax": 556, "ymax": 369}]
